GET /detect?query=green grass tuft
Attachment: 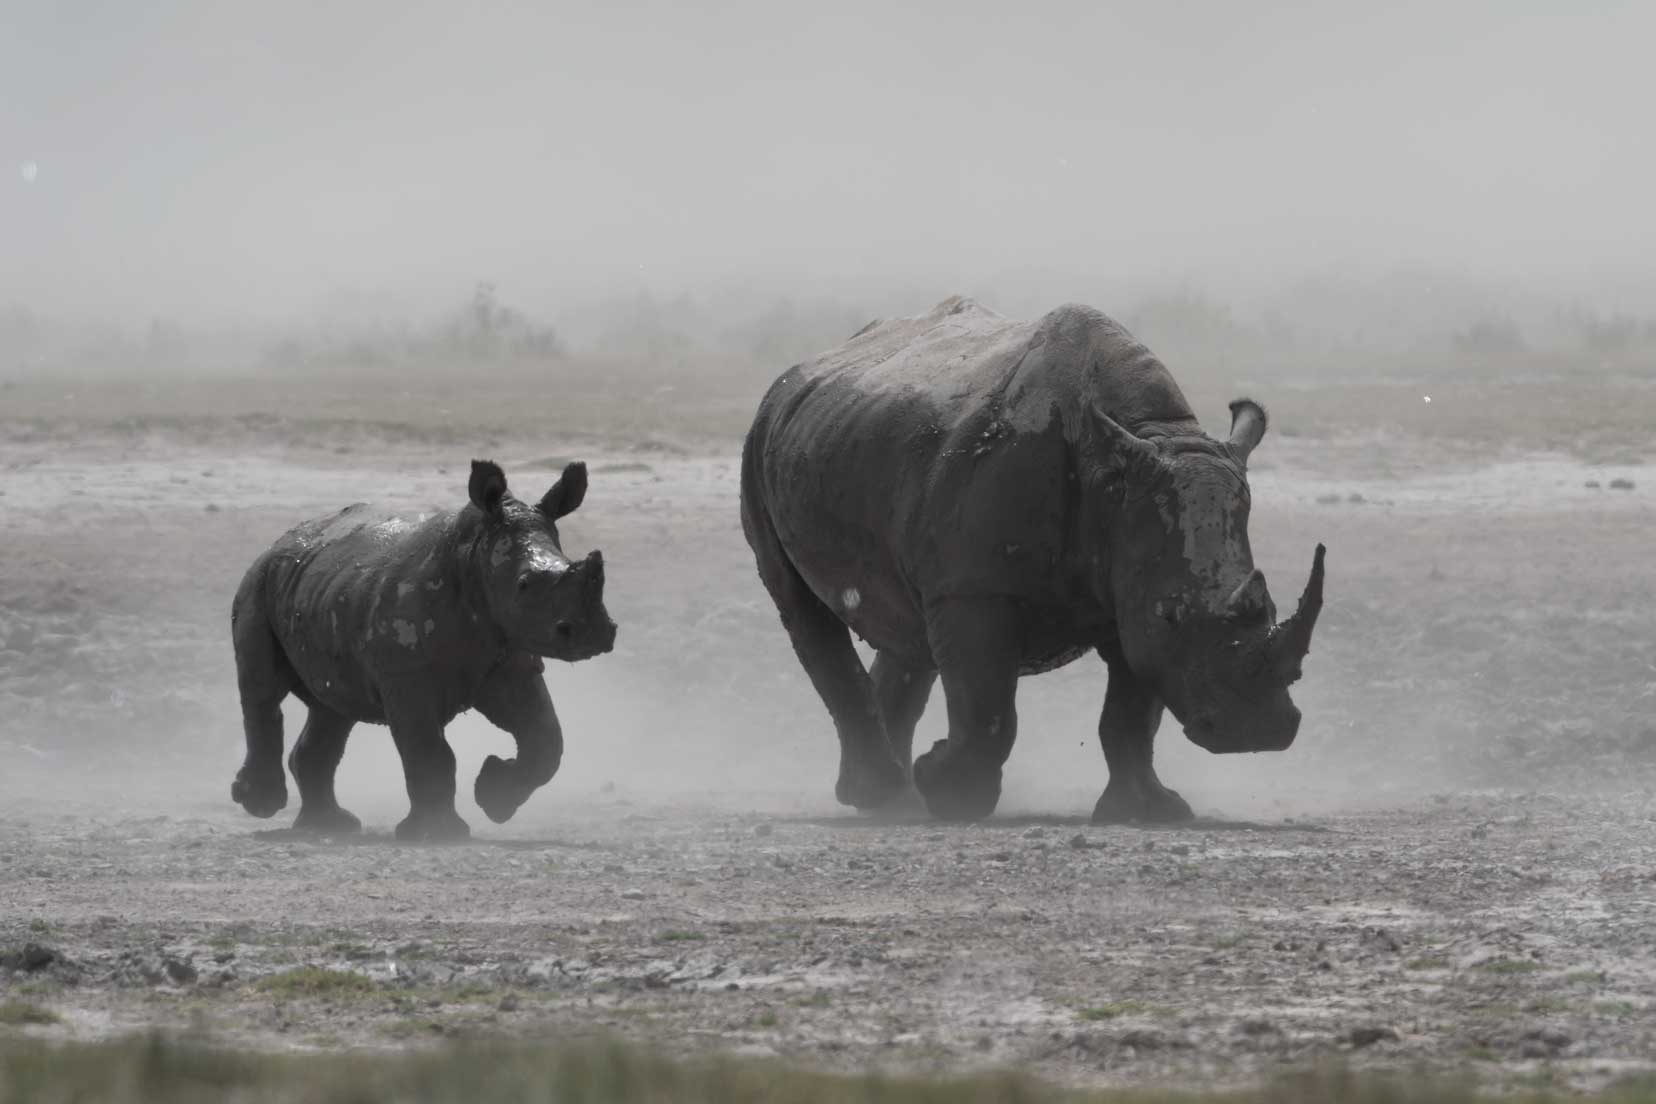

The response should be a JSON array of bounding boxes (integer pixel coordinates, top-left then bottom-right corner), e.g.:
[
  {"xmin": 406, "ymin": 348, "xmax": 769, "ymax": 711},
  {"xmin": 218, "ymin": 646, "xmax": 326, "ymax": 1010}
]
[
  {"xmin": 1077, "ymin": 1000, "xmax": 1164, "ymax": 1021},
  {"xmin": 656, "ymin": 930, "xmax": 707, "ymax": 943},
  {"xmin": 0, "ymin": 1003, "xmax": 60, "ymax": 1027},
  {"xmin": 253, "ymin": 967, "xmax": 376, "ymax": 999},
  {"xmin": 3, "ymin": 1036, "xmax": 1655, "ymax": 1104}
]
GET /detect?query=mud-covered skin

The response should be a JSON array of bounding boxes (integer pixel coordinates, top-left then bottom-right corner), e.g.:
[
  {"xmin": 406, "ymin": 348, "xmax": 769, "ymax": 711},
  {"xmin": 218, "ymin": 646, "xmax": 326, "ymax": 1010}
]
[
  {"xmin": 230, "ymin": 460, "xmax": 616, "ymax": 841},
  {"xmin": 742, "ymin": 296, "xmax": 1324, "ymax": 822}
]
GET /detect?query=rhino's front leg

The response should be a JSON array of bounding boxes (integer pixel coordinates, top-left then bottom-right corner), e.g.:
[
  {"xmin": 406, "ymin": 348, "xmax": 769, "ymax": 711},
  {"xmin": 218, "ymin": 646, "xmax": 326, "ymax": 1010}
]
[
  {"xmin": 912, "ymin": 597, "xmax": 1020, "ymax": 821},
  {"xmin": 472, "ymin": 654, "xmax": 564, "ymax": 824},
  {"xmin": 1091, "ymin": 654, "xmax": 1193, "ymax": 824},
  {"xmin": 383, "ymin": 683, "xmax": 470, "ymax": 842}
]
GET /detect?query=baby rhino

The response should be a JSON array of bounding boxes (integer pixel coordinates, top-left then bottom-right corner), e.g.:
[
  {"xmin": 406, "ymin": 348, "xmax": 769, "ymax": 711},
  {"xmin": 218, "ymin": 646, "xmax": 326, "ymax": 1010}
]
[{"xmin": 230, "ymin": 460, "xmax": 616, "ymax": 841}]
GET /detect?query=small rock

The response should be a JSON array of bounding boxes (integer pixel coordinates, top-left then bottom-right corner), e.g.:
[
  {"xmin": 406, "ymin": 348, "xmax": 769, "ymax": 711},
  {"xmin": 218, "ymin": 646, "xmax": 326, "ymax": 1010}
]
[
  {"xmin": 1346, "ymin": 1025, "xmax": 1399, "ymax": 1048},
  {"xmin": 2, "ymin": 943, "xmax": 59, "ymax": 972},
  {"xmin": 497, "ymin": 994, "xmax": 520, "ymax": 1012},
  {"xmin": 163, "ymin": 957, "xmax": 198, "ymax": 985},
  {"xmin": 1316, "ymin": 493, "xmax": 1342, "ymax": 505},
  {"xmin": 204, "ymin": 502, "xmax": 220, "ymax": 513},
  {"xmin": 1609, "ymin": 478, "xmax": 1635, "ymax": 491},
  {"xmin": 1068, "ymin": 833, "xmax": 1090, "ymax": 850},
  {"xmin": 1168, "ymin": 843, "xmax": 1190, "ymax": 857},
  {"xmin": 1237, "ymin": 1018, "xmax": 1280, "ymax": 1037},
  {"xmin": 1522, "ymin": 1027, "xmax": 1572, "ymax": 1055},
  {"xmin": 752, "ymin": 823, "xmax": 773, "ymax": 837},
  {"xmin": 621, "ymin": 889, "xmax": 646, "ymax": 900},
  {"xmin": 1347, "ymin": 492, "xmax": 1366, "ymax": 504},
  {"xmin": 1361, "ymin": 927, "xmax": 1402, "ymax": 954},
  {"xmin": 1585, "ymin": 480, "xmax": 1602, "ymax": 489}
]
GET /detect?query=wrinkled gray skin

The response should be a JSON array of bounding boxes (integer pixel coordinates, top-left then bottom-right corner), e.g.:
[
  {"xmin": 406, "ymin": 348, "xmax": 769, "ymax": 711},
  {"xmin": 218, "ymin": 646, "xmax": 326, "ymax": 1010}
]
[
  {"xmin": 230, "ymin": 460, "xmax": 616, "ymax": 841},
  {"xmin": 741, "ymin": 297, "xmax": 1325, "ymax": 822}
]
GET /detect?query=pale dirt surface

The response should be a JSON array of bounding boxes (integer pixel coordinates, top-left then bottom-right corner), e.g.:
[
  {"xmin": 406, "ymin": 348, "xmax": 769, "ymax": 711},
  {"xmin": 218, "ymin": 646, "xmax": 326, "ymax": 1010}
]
[{"xmin": 3, "ymin": 414, "xmax": 1655, "ymax": 1093}]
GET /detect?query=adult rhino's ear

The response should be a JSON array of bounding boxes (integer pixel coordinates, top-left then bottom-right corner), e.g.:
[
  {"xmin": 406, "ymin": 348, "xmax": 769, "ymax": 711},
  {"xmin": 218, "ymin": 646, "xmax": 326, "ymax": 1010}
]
[
  {"xmin": 468, "ymin": 459, "xmax": 508, "ymax": 518},
  {"xmin": 540, "ymin": 461, "xmax": 588, "ymax": 520},
  {"xmin": 1084, "ymin": 401, "xmax": 1163, "ymax": 482},
  {"xmin": 1226, "ymin": 399, "xmax": 1268, "ymax": 467}
]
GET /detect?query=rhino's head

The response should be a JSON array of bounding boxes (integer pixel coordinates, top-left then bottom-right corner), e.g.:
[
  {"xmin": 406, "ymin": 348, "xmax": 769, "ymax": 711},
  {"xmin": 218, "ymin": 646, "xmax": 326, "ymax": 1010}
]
[
  {"xmin": 1085, "ymin": 400, "xmax": 1324, "ymax": 754},
  {"xmin": 466, "ymin": 459, "xmax": 617, "ymax": 661}
]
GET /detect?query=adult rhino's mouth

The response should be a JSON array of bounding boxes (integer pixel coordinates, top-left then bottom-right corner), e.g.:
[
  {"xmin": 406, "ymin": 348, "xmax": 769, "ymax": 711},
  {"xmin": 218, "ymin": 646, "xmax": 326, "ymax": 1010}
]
[{"xmin": 1182, "ymin": 705, "xmax": 1300, "ymax": 754}]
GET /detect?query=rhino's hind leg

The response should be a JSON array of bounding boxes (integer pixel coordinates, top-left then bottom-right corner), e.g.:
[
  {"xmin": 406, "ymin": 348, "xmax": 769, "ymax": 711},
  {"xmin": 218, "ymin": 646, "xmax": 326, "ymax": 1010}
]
[
  {"xmin": 752, "ymin": 559, "xmax": 903, "ymax": 810},
  {"xmin": 871, "ymin": 651, "xmax": 936, "ymax": 779},
  {"xmin": 288, "ymin": 704, "xmax": 360, "ymax": 834},
  {"xmin": 912, "ymin": 597, "xmax": 1020, "ymax": 821},
  {"xmin": 1091, "ymin": 656, "xmax": 1194, "ymax": 824},
  {"xmin": 230, "ymin": 592, "xmax": 291, "ymax": 819}
]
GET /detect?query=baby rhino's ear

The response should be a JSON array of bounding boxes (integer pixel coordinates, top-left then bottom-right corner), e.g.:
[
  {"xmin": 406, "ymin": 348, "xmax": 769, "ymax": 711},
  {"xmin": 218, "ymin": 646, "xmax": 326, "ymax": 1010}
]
[
  {"xmin": 540, "ymin": 461, "xmax": 588, "ymax": 520},
  {"xmin": 468, "ymin": 460, "xmax": 508, "ymax": 518}
]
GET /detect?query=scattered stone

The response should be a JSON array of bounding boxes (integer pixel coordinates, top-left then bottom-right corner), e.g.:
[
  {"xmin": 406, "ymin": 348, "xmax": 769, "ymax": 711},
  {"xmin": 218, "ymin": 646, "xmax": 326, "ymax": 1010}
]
[
  {"xmin": 1347, "ymin": 492, "xmax": 1366, "ymax": 504},
  {"xmin": 1168, "ymin": 843, "xmax": 1190, "ymax": 857},
  {"xmin": 497, "ymin": 994, "xmax": 520, "ymax": 1012},
  {"xmin": 1237, "ymin": 1018, "xmax": 1280, "ymax": 1037},
  {"xmin": 1609, "ymin": 478, "xmax": 1635, "ymax": 491},
  {"xmin": 1585, "ymin": 480, "xmax": 1602, "ymax": 489},
  {"xmin": 1317, "ymin": 493, "xmax": 1343, "ymax": 505},
  {"xmin": 1361, "ymin": 927, "xmax": 1402, "ymax": 954},
  {"xmin": 753, "ymin": 823, "xmax": 773, "ymax": 837},
  {"xmin": 1, "ymin": 943, "xmax": 59, "ymax": 972},
  {"xmin": 163, "ymin": 957, "xmax": 198, "ymax": 985},
  {"xmin": 620, "ymin": 889, "xmax": 646, "ymax": 900},
  {"xmin": 1346, "ymin": 1025, "xmax": 1399, "ymax": 1048},
  {"xmin": 204, "ymin": 502, "xmax": 220, "ymax": 513}
]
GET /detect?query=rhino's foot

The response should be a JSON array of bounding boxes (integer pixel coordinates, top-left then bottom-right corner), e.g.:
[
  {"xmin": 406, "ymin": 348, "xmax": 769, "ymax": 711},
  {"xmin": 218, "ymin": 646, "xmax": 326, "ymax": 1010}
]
[
  {"xmin": 474, "ymin": 754, "xmax": 532, "ymax": 825},
  {"xmin": 231, "ymin": 768, "xmax": 288, "ymax": 819},
  {"xmin": 291, "ymin": 805, "xmax": 362, "ymax": 835},
  {"xmin": 395, "ymin": 808, "xmax": 471, "ymax": 844},
  {"xmin": 835, "ymin": 753, "xmax": 907, "ymax": 811},
  {"xmin": 1091, "ymin": 777, "xmax": 1194, "ymax": 825},
  {"xmin": 912, "ymin": 743, "xmax": 1002, "ymax": 822}
]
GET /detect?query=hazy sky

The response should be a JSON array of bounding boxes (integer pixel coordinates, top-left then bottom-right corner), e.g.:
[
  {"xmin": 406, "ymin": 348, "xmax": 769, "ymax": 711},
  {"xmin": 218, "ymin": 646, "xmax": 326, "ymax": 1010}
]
[{"xmin": 3, "ymin": 1, "xmax": 1652, "ymax": 323}]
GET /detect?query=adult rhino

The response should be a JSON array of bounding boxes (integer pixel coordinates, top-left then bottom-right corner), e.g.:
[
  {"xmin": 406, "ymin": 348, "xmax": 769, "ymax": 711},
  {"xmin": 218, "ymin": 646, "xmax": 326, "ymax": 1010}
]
[
  {"xmin": 741, "ymin": 297, "xmax": 1324, "ymax": 822},
  {"xmin": 230, "ymin": 460, "xmax": 615, "ymax": 841}
]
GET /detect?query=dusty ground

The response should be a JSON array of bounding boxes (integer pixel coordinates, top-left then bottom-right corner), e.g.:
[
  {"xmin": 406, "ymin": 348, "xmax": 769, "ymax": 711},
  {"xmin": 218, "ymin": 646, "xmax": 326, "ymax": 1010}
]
[{"xmin": 2, "ymin": 385, "xmax": 1654, "ymax": 1093}]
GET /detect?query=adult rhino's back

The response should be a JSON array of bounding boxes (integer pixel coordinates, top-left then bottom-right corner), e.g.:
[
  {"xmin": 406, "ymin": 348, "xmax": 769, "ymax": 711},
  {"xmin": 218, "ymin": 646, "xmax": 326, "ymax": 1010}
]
[{"xmin": 744, "ymin": 297, "xmax": 1200, "ymax": 630}]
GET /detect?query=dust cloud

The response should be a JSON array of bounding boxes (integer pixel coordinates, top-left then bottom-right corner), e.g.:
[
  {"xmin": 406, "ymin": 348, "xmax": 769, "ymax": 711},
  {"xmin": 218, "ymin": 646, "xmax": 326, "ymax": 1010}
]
[{"xmin": 3, "ymin": 0, "xmax": 1656, "ymax": 816}]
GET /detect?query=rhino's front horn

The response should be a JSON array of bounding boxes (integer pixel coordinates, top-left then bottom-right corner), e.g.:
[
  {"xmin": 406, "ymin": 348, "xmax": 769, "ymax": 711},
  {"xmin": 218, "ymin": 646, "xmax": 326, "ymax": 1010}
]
[{"xmin": 1267, "ymin": 544, "xmax": 1326, "ymax": 681}]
